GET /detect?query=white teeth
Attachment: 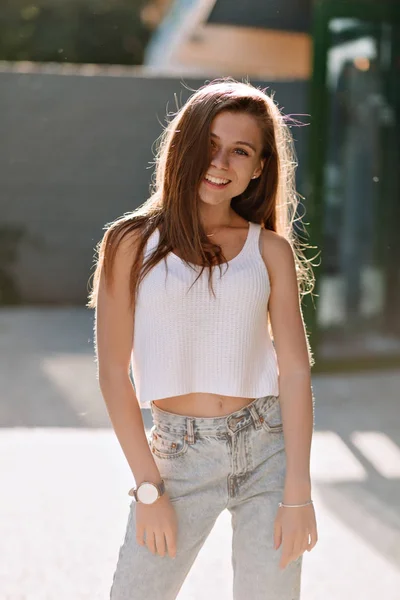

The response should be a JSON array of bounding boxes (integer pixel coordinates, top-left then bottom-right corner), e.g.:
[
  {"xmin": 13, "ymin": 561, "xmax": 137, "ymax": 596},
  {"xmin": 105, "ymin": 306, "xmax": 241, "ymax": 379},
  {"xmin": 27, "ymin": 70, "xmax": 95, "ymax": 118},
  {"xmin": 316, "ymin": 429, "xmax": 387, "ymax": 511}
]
[{"xmin": 205, "ymin": 174, "xmax": 230, "ymax": 185}]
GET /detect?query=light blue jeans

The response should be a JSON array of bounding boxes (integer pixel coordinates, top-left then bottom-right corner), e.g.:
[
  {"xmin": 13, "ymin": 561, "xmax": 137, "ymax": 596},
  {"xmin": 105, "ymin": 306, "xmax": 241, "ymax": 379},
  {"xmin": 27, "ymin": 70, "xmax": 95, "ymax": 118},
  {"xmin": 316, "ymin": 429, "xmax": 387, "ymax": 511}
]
[{"xmin": 110, "ymin": 395, "xmax": 303, "ymax": 599}]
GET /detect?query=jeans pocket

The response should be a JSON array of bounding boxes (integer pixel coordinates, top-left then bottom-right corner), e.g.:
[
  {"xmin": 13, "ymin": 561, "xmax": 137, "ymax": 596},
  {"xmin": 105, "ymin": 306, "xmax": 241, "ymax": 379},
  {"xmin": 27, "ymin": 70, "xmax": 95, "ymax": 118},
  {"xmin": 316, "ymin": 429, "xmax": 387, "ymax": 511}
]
[
  {"xmin": 260, "ymin": 396, "xmax": 284, "ymax": 433},
  {"xmin": 150, "ymin": 425, "xmax": 189, "ymax": 459}
]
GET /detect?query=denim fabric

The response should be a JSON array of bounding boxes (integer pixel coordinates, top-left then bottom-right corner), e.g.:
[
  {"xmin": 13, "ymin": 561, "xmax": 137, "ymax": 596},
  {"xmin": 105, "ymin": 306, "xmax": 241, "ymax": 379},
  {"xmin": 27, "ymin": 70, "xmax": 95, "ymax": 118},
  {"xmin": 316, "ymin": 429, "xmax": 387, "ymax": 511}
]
[{"xmin": 110, "ymin": 395, "xmax": 303, "ymax": 599}]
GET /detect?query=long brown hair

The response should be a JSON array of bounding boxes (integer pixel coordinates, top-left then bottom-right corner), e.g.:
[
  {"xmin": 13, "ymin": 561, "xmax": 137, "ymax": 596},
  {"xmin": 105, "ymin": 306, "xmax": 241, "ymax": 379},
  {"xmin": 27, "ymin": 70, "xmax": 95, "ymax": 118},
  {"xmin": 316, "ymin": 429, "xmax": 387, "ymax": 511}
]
[{"xmin": 87, "ymin": 78, "xmax": 315, "ymax": 359}]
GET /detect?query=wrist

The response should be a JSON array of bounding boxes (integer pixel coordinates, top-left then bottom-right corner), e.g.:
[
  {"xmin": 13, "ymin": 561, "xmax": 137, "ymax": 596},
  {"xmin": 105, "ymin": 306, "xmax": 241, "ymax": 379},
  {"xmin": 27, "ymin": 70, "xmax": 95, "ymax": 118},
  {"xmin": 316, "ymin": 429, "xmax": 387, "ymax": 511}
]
[
  {"xmin": 284, "ymin": 473, "xmax": 311, "ymax": 487},
  {"xmin": 279, "ymin": 499, "xmax": 313, "ymax": 508},
  {"xmin": 128, "ymin": 479, "xmax": 165, "ymax": 504},
  {"xmin": 283, "ymin": 476, "xmax": 311, "ymax": 504}
]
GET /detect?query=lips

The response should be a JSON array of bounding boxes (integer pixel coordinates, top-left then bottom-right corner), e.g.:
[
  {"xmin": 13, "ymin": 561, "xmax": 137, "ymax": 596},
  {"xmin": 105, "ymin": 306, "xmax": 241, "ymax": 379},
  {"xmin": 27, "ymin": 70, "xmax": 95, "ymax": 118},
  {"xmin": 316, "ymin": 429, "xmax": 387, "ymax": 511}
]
[{"xmin": 204, "ymin": 174, "xmax": 231, "ymax": 188}]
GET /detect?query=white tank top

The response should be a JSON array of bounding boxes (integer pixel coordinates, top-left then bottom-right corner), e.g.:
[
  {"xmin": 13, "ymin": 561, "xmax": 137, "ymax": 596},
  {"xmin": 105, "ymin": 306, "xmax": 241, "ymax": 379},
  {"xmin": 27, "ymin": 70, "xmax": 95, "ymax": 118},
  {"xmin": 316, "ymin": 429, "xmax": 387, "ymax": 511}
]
[{"xmin": 131, "ymin": 221, "xmax": 279, "ymax": 408}]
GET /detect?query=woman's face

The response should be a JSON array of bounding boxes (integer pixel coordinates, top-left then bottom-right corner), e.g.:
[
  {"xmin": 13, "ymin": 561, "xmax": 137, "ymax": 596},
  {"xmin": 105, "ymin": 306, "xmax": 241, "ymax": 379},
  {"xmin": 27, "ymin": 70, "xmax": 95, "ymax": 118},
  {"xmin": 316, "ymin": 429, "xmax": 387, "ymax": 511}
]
[{"xmin": 199, "ymin": 110, "xmax": 265, "ymax": 204}]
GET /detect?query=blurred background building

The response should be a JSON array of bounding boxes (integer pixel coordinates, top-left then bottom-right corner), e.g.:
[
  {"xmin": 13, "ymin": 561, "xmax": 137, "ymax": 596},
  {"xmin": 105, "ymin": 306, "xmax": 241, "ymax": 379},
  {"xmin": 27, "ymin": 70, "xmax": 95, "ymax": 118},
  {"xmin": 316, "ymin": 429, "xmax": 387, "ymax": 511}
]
[
  {"xmin": 1, "ymin": 0, "xmax": 399, "ymax": 370},
  {"xmin": 143, "ymin": 0, "xmax": 311, "ymax": 79}
]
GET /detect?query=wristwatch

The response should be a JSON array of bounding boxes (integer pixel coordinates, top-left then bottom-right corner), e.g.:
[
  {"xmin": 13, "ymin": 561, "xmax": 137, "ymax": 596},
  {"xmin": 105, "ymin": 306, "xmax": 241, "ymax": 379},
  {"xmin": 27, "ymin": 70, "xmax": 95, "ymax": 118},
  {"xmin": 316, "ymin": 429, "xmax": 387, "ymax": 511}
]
[{"xmin": 128, "ymin": 479, "xmax": 166, "ymax": 504}]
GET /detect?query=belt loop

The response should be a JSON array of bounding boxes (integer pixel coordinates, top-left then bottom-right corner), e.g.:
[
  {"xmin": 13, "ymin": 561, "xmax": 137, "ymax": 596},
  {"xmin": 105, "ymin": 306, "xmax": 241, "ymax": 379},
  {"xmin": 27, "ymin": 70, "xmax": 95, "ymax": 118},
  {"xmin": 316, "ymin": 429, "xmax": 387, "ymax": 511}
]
[
  {"xmin": 248, "ymin": 403, "xmax": 263, "ymax": 430},
  {"xmin": 185, "ymin": 417, "xmax": 195, "ymax": 444}
]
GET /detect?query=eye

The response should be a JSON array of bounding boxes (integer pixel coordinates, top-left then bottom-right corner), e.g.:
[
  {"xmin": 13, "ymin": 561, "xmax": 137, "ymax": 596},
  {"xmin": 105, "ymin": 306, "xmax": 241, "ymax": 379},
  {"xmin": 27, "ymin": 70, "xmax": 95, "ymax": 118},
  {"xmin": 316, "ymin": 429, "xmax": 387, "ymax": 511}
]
[{"xmin": 235, "ymin": 148, "xmax": 249, "ymax": 156}]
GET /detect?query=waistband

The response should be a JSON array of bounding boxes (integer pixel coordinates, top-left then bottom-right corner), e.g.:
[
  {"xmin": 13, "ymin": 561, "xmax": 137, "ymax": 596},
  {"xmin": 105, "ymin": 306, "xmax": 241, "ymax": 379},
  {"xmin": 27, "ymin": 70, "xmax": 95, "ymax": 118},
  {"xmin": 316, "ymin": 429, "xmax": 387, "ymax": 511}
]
[{"xmin": 150, "ymin": 395, "xmax": 279, "ymax": 442}]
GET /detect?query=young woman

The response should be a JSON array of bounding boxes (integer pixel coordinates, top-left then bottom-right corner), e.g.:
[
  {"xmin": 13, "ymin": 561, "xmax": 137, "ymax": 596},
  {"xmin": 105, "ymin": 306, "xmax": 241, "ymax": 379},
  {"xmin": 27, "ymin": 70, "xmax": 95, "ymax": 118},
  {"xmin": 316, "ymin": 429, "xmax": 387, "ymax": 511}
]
[{"xmin": 88, "ymin": 78, "xmax": 318, "ymax": 600}]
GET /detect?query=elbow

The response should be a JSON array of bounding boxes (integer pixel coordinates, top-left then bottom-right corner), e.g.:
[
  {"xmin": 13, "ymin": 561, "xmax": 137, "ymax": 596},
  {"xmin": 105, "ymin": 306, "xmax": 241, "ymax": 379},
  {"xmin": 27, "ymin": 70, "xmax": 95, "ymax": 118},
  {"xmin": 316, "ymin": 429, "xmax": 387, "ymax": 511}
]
[
  {"xmin": 278, "ymin": 367, "xmax": 311, "ymax": 382},
  {"xmin": 98, "ymin": 366, "xmax": 131, "ymax": 391}
]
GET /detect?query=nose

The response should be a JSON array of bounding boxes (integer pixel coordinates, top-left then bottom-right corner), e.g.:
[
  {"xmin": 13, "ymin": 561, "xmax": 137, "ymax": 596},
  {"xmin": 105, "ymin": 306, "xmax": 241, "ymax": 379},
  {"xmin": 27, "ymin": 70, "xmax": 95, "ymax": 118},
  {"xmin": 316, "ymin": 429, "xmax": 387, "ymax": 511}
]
[{"xmin": 211, "ymin": 147, "xmax": 229, "ymax": 170}]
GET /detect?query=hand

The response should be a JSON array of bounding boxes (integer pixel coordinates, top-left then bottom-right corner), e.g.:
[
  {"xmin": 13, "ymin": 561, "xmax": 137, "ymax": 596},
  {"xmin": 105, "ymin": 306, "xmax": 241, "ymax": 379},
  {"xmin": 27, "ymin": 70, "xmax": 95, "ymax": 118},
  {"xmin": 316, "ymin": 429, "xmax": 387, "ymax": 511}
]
[
  {"xmin": 135, "ymin": 491, "xmax": 178, "ymax": 559},
  {"xmin": 273, "ymin": 502, "xmax": 318, "ymax": 570}
]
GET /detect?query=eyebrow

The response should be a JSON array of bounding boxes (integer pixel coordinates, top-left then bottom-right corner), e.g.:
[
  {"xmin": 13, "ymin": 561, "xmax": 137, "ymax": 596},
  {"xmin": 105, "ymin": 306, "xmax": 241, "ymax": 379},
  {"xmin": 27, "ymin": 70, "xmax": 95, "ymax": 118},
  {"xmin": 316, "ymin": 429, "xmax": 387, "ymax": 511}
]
[{"xmin": 210, "ymin": 132, "xmax": 257, "ymax": 152}]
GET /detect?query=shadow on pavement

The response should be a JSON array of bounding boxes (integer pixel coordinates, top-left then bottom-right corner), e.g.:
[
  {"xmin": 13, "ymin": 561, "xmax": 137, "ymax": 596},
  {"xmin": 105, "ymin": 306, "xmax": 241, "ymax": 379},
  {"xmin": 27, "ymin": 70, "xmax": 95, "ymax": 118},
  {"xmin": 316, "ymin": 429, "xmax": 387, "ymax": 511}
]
[{"xmin": 1, "ymin": 307, "xmax": 399, "ymax": 576}]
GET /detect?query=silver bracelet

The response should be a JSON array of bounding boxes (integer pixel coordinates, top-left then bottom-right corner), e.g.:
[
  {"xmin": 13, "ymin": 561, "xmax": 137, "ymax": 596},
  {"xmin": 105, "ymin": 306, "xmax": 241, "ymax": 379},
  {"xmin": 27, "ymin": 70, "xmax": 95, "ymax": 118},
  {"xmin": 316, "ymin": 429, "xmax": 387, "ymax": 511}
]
[{"xmin": 278, "ymin": 500, "xmax": 313, "ymax": 508}]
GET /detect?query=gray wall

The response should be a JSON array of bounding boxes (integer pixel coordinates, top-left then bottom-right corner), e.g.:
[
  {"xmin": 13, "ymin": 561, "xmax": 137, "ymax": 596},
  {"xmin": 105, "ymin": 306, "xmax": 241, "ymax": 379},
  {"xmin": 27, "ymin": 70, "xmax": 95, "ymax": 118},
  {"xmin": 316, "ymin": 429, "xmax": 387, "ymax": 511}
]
[{"xmin": 0, "ymin": 70, "xmax": 309, "ymax": 304}]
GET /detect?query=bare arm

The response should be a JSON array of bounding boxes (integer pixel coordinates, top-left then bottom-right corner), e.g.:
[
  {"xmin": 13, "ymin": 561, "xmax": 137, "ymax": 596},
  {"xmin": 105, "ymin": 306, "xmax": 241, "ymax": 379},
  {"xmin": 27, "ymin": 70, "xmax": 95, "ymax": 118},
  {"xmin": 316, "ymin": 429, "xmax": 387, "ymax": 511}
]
[
  {"xmin": 95, "ymin": 230, "xmax": 161, "ymax": 487},
  {"xmin": 262, "ymin": 231, "xmax": 318, "ymax": 569},
  {"xmin": 261, "ymin": 230, "xmax": 314, "ymax": 503},
  {"xmin": 95, "ymin": 229, "xmax": 178, "ymax": 559}
]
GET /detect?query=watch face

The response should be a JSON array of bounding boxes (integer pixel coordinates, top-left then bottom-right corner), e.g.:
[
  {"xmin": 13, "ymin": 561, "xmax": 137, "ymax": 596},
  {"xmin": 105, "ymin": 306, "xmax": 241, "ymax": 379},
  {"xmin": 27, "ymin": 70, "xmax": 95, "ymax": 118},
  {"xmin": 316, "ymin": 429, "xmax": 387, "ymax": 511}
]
[{"xmin": 137, "ymin": 482, "xmax": 159, "ymax": 504}]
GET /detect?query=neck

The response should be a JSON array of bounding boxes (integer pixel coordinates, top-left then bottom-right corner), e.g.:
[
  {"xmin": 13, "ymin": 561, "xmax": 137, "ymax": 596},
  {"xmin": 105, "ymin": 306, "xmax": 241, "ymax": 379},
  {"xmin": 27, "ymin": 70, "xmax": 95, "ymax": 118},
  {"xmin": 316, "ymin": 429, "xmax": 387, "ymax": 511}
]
[{"xmin": 200, "ymin": 208, "xmax": 237, "ymax": 232}]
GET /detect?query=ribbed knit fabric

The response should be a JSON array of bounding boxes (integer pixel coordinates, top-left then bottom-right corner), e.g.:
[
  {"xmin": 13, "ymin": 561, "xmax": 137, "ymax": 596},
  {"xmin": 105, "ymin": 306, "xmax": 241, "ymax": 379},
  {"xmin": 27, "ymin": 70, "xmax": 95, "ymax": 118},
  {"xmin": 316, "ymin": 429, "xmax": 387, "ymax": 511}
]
[{"xmin": 131, "ymin": 221, "xmax": 279, "ymax": 408}]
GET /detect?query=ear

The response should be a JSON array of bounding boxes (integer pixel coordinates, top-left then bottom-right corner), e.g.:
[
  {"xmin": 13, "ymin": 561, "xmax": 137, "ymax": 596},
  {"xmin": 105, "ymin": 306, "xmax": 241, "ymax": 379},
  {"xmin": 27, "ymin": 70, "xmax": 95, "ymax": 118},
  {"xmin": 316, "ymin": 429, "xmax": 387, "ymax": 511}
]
[{"xmin": 252, "ymin": 157, "xmax": 265, "ymax": 179}]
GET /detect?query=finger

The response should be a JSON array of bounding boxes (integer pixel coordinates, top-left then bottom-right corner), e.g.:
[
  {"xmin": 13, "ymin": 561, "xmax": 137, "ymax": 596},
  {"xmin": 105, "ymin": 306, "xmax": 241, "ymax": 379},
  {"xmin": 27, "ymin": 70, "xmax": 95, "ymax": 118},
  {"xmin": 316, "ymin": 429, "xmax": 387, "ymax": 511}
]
[
  {"xmin": 299, "ymin": 533, "xmax": 309, "ymax": 555},
  {"xmin": 273, "ymin": 520, "xmax": 282, "ymax": 550},
  {"xmin": 146, "ymin": 530, "xmax": 157, "ymax": 555},
  {"xmin": 136, "ymin": 522, "xmax": 145, "ymax": 546},
  {"xmin": 308, "ymin": 528, "xmax": 318, "ymax": 551},
  {"xmin": 155, "ymin": 531, "xmax": 167, "ymax": 557},
  {"xmin": 305, "ymin": 532, "xmax": 312, "ymax": 551},
  {"xmin": 280, "ymin": 538, "xmax": 295, "ymax": 569},
  {"xmin": 165, "ymin": 529, "xmax": 177, "ymax": 559},
  {"xmin": 291, "ymin": 537, "xmax": 305, "ymax": 562}
]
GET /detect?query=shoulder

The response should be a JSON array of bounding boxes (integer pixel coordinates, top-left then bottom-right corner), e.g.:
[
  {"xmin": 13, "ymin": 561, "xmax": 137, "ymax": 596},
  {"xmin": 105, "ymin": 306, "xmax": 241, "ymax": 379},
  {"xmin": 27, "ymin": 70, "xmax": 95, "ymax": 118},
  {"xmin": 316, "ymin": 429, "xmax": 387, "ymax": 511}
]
[
  {"xmin": 105, "ymin": 218, "xmax": 145, "ymax": 258},
  {"xmin": 100, "ymin": 218, "xmax": 147, "ymax": 285},
  {"xmin": 259, "ymin": 228, "xmax": 295, "ymax": 283},
  {"xmin": 117, "ymin": 227, "xmax": 143, "ymax": 255}
]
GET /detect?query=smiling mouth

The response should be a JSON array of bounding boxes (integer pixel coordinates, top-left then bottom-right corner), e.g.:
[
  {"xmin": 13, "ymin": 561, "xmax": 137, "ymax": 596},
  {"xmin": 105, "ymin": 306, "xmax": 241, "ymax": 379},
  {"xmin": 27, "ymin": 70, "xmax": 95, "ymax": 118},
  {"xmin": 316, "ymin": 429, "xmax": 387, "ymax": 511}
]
[{"xmin": 204, "ymin": 174, "xmax": 231, "ymax": 187}]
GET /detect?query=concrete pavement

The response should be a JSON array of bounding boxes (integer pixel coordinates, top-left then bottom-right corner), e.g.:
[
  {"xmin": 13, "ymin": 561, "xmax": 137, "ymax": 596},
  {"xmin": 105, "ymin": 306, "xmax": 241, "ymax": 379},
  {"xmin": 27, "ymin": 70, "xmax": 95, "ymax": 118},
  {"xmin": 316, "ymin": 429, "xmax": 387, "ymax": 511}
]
[{"xmin": 1, "ymin": 307, "xmax": 400, "ymax": 599}]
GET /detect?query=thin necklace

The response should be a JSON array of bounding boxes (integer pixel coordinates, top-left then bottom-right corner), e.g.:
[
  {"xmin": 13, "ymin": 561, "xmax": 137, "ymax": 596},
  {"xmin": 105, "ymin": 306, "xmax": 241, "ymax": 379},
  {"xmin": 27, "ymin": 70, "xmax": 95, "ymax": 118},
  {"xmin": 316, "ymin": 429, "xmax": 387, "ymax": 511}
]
[
  {"xmin": 206, "ymin": 226, "xmax": 225, "ymax": 237},
  {"xmin": 205, "ymin": 218, "xmax": 235, "ymax": 237}
]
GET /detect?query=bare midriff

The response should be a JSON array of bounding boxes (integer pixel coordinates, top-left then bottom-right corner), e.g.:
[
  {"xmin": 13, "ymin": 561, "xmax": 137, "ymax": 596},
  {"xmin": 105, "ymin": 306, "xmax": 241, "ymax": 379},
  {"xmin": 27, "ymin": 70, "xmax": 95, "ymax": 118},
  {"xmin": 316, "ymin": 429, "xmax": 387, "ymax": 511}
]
[{"xmin": 151, "ymin": 392, "xmax": 256, "ymax": 418}]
